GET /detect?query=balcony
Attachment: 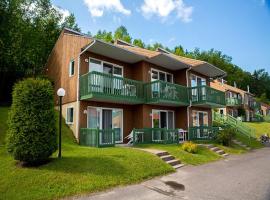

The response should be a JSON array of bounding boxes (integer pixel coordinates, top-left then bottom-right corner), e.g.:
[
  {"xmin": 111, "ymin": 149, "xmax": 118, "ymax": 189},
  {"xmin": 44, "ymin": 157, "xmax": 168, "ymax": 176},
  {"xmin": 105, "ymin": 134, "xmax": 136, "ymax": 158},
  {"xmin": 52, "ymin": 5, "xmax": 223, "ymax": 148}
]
[
  {"xmin": 144, "ymin": 80, "xmax": 189, "ymax": 106},
  {"xmin": 188, "ymin": 126, "xmax": 220, "ymax": 140},
  {"xmin": 80, "ymin": 71, "xmax": 145, "ymax": 104},
  {"xmin": 132, "ymin": 128, "xmax": 179, "ymax": 145},
  {"xmin": 80, "ymin": 128, "xmax": 115, "ymax": 147},
  {"xmin": 226, "ymin": 97, "xmax": 242, "ymax": 106},
  {"xmin": 250, "ymin": 101, "xmax": 261, "ymax": 110},
  {"xmin": 190, "ymin": 85, "xmax": 226, "ymax": 107}
]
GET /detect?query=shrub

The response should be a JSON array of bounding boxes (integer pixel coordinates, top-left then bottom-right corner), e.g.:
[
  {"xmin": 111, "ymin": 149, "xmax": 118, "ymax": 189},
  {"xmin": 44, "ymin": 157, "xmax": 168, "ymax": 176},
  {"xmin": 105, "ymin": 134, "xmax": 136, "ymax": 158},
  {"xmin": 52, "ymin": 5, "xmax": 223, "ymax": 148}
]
[
  {"xmin": 263, "ymin": 115, "xmax": 270, "ymax": 122},
  {"xmin": 182, "ymin": 141, "xmax": 198, "ymax": 154},
  {"xmin": 6, "ymin": 78, "xmax": 57, "ymax": 165},
  {"xmin": 215, "ymin": 128, "xmax": 236, "ymax": 146}
]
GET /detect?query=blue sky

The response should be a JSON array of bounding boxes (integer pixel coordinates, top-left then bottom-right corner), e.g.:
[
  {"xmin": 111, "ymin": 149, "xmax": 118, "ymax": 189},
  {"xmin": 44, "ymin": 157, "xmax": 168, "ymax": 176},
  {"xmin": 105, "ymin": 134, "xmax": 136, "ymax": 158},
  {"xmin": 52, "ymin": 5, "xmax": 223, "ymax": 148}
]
[{"xmin": 52, "ymin": 0, "xmax": 270, "ymax": 73}]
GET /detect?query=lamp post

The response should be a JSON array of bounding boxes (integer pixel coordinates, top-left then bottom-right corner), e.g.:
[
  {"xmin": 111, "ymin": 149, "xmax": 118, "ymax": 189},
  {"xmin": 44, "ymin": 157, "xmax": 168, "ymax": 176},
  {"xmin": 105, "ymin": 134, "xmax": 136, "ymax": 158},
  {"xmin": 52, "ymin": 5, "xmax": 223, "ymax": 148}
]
[{"xmin": 57, "ymin": 88, "xmax": 65, "ymax": 158}]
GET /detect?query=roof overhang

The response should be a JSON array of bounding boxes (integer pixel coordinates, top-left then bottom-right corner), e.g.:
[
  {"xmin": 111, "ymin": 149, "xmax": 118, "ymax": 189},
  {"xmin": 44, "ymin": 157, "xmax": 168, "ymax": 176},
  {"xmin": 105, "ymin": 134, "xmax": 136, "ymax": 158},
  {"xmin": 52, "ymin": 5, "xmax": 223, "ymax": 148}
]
[
  {"xmin": 192, "ymin": 63, "xmax": 227, "ymax": 78},
  {"xmin": 147, "ymin": 54, "xmax": 188, "ymax": 70},
  {"xmin": 81, "ymin": 39, "xmax": 146, "ymax": 64}
]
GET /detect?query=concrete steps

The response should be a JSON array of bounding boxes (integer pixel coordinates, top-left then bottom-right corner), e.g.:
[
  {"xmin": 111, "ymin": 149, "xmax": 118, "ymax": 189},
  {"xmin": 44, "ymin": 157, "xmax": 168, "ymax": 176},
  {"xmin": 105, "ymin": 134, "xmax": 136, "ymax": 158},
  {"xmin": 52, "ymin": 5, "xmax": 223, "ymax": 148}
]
[
  {"xmin": 200, "ymin": 144, "xmax": 229, "ymax": 157},
  {"xmin": 155, "ymin": 151, "xmax": 185, "ymax": 170},
  {"xmin": 232, "ymin": 139, "xmax": 251, "ymax": 150}
]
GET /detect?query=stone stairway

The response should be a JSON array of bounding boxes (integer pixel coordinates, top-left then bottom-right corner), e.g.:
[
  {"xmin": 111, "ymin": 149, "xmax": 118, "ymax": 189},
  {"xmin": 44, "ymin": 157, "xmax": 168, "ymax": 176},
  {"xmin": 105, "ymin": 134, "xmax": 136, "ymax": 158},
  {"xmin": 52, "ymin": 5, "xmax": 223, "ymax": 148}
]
[
  {"xmin": 232, "ymin": 139, "xmax": 251, "ymax": 150},
  {"xmin": 155, "ymin": 151, "xmax": 185, "ymax": 169},
  {"xmin": 201, "ymin": 144, "xmax": 229, "ymax": 157}
]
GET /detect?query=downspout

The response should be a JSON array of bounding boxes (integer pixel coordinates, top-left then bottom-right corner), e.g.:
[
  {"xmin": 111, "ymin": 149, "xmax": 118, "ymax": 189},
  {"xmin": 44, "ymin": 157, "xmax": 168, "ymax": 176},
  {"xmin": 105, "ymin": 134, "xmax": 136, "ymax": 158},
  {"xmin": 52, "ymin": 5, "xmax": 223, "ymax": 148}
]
[
  {"xmin": 75, "ymin": 54, "xmax": 81, "ymax": 142},
  {"xmin": 186, "ymin": 67, "xmax": 192, "ymax": 136}
]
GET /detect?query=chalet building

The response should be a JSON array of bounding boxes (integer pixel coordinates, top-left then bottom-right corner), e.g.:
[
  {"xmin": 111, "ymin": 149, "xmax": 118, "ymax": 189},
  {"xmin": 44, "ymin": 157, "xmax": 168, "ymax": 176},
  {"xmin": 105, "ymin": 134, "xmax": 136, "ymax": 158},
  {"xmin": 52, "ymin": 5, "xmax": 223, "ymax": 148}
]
[
  {"xmin": 211, "ymin": 79, "xmax": 262, "ymax": 121},
  {"xmin": 46, "ymin": 28, "xmax": 226, "ymax": 147}
]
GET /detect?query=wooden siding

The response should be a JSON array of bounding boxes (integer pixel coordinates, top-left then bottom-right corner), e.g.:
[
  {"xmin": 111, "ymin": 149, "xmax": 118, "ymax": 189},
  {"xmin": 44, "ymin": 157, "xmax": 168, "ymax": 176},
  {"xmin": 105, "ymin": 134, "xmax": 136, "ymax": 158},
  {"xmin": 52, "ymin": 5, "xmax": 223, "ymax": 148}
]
[{"xmin": 45, "ymin": 31, "xmax": 92, "ymax": 104}]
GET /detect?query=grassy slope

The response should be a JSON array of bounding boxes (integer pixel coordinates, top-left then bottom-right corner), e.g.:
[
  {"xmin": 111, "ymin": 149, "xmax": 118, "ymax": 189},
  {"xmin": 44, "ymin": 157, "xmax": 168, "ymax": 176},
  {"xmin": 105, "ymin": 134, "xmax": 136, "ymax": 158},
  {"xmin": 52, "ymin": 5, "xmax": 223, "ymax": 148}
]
[
  {"xmin": 244, "ymin": 122, "xmax": 270, "ymax": 138},
  {"xmin": 136, "ymin": 144, "xmax": 221, "ymax": 165},
  {"xmin": 0, "ymin": 108, "xmax": 173, "ymax": 200},
  {"xmin": 235, "ymin": 133, "xmax": 263, "ymax": 149},
  {"xmin": 193, "ymin": 140, "xmax": 246, "ymax": 155}
]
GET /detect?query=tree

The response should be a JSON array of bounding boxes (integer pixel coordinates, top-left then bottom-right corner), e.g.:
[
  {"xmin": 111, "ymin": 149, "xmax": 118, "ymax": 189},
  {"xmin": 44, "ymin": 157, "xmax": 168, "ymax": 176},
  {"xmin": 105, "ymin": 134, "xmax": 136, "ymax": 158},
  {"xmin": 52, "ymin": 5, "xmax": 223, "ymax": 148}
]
[
  {"xmin": 62, "ymin": 14, "xmax": 81, "ymax": 32},
  {"xmin": 0, "ymin": 0, "xmax": 81, "ymax": 104},
  {"xmin": 133, "ymin": 39, "xmax": 145, "ymax": 48},
  {"xmin": 94, "ymin": 30, "xmax": 113, "ymax": 43},
  {"xmin": 113, "ymin": 26, "xmax": 131, "ymax": 43},
  {"xmin": 6, "ymin": 78, "xmax": 57, "ymax": 165},
  {"xmin": 174, "ymin": 45, "xmax": 185, "ymax": 56}
]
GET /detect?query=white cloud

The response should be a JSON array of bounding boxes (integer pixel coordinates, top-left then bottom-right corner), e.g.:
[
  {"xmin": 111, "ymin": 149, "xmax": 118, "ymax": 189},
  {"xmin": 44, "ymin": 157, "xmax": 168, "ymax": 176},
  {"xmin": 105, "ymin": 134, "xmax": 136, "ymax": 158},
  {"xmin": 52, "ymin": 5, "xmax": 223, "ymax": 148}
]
[
  {"xmin": 140, "ymin": 0, "xmax": 193, "ymax": 23},
  {"xmin": 84, "ymin": 0, "xmax": 131, "ymax": 17},
  {"xmin": 168, "ymin": 37, "xmax": 176, "ymax": 43},
  {"xmin": 52, "ymin": 5, "xmax": 70, "ymax": 23}
]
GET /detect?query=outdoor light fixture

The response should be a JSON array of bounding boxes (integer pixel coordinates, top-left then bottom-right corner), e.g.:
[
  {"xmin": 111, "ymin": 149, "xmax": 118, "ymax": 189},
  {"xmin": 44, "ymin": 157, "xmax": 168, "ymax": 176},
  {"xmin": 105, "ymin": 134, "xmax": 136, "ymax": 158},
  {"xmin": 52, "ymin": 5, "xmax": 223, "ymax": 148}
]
[{"xmin": 57, "ymin": 88, "xmax": 66, "ymax": 158}]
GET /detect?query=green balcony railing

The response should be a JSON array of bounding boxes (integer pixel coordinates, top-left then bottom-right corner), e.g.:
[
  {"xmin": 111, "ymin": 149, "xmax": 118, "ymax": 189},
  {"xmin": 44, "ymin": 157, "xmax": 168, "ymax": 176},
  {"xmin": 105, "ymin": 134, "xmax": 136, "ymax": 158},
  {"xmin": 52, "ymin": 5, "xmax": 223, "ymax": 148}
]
[
  {"xmin": 226, "ymin": 97, "xmax": 242, "ymax": 106},
  {"xmin": 80, "ymin": 128, "xmax": 115, "ymax": 147},
  {"xmin": 144, "ymin": 80, "xmax": 189, "ymax": 106},
  {"xmin": 250, "ymin": 101, "xmax": 261, "ymax": 110},
  {"xmin": 80, "ymin": 71, "xmax": 145, "ymax": 104},
  {"xmin": 188, "ymin": 126, "xmax": 220, "ymax": 140},
  {"xmin": 133, "ymin": 128, "xmax": 179, "ymax": 145},
  {"xmin": 190, "ymin": 85, "xmax": 226, "ymax": 107}
]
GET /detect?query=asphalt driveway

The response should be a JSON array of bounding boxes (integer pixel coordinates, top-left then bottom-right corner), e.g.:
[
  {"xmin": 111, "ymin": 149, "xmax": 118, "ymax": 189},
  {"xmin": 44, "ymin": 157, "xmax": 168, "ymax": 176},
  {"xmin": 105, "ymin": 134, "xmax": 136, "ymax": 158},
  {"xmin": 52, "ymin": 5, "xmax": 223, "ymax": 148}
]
[{"xmin": 70, "ymin": 147, "xmax": 270, "ymax": 200}]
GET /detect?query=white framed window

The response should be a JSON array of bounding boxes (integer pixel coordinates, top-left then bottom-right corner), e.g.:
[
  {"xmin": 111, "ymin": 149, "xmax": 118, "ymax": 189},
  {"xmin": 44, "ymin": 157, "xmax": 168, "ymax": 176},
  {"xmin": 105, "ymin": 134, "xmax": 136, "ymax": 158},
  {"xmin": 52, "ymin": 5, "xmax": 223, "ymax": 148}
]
[
  {"xmin": 151, "ymin": 69, "xmax": 173, "ymax": 83},
  {"xmin": 66, "ymin": 107, "xmax": 74, "ymax": 124},
  {"xmin": 190, "ymin": 74, "xmax": 206, "ymax": 87},
  {"xmin": 89, "ymin": 57, "xmax": 123, "ymax": 77},
  {"xmin": 69, "ymin": 60, "xmax": 75, "ymax": 77}
]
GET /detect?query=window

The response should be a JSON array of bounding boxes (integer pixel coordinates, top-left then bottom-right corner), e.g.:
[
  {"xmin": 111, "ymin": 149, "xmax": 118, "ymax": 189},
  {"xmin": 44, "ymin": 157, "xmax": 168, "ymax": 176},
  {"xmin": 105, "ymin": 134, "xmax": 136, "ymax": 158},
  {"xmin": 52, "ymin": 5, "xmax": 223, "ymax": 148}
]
[
  {"xmin": 151, "ymin": 69, "xmax": 173, "ymax": 83},
  {"xmin": 66, "ymin": 107, "xmax": 74, "ymax": 124},
  {"xmin": 89, "ymin": 58, "xmax": 123, "ymax": 77},
  {"xmin": 69, "ymin": 60, "xmax": 75, "ymax": 76},
  {"xmin": 190, "ymin": 74, "xmax": 206, "ymax": 87},
  {"xmin": 89, "ymin": 58, "xmax": 102, "ymax": 72}
]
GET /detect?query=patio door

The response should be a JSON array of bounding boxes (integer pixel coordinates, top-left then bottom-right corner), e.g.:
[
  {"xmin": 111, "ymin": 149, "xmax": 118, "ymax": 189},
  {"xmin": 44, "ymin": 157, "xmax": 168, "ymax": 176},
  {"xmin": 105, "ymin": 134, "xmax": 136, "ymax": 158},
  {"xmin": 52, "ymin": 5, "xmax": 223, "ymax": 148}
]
[
  {"xmin": 152, "ymin": 110, "xmax": 174, "ymax": 141},
  {"xmin": 191, "ymin": 74, "xmax": 206, "ymax": 101},
  {"xmin": 89, "ymin": 58, "xmax": 123, "ymax": 94},
  {"xmin": 87, "ymin": 107, "xmax": 123, "ymax": 143},
  {"xmin": 151, "ymin": 69, "xmax": 173, "ymax": 98},
  {"xmin": 192, "ymin": 111, "xmax": 208, "ymax": 138}
]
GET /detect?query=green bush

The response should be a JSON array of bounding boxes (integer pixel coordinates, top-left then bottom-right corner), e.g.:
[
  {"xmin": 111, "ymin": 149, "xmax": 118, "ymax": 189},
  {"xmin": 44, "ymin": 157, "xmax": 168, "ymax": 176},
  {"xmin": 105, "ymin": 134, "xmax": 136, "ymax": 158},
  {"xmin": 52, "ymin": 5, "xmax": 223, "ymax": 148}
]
[
  {"xmin": 182, "ymin": 141, "xmax": 198, "ymax": 154},
  {"xmin": 6, "ymin": 78, "xmax": 57, "ymax": 165},
  {"xmin": 215, "ymin": 128, "xmax": 236, "ymax": 146},
  {"xmin": 263, "ymin": 115, "xmax": 270, "ymax": 122}
]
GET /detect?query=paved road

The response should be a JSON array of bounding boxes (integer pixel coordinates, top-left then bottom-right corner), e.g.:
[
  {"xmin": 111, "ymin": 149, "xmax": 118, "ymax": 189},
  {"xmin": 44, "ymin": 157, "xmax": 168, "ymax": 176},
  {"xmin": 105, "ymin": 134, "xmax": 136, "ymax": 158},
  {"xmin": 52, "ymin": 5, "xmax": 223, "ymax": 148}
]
[{"xmin": 71, "ymin": 148, "xmax": 270, "ymax": 200}]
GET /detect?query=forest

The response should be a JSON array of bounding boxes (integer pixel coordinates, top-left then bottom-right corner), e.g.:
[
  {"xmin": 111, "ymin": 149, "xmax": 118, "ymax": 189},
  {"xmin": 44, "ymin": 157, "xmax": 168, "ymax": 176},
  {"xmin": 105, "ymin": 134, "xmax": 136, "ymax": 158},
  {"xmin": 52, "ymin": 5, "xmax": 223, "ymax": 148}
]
[{"xmin": 1, "ymin": 0, "xmax": 269, "ymax": 104}]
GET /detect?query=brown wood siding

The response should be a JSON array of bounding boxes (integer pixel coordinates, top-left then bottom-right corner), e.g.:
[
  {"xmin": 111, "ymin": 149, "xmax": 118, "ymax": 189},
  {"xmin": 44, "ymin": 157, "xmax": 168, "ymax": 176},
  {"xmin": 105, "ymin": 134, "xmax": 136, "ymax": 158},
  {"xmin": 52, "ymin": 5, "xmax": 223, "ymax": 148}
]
[{"xmin": 45, "ymin": 31, "xmax": 92, "ymax": 105}]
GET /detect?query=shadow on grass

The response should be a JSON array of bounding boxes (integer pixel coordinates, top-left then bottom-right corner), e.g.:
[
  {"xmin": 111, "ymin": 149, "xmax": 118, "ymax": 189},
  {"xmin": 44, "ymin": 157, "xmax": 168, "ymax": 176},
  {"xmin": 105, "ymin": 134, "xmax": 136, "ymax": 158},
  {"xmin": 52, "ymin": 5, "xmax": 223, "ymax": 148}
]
[{"xmin": 40, "ymin": 156, "xmax": 126, "ymax": 176}]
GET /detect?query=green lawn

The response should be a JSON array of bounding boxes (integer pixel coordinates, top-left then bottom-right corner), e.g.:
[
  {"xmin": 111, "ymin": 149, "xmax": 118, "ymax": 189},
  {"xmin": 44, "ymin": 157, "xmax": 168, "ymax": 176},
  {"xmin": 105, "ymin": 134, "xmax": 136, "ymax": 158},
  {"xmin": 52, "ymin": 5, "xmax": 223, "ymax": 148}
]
[
  {"xmin": 0, "ymin": 107, "xmax": 9, "ymax": 145},
  {"xmin": 193, "ymin": 140, "xmax": 247, "ymax": 155},
  {"xmin": 136, "ymin": 144, "xmax": 222, "ymax": 165},
  {"xmin": 0, "ymin": 108, "xmax": 173, "ymax": 200},
  {"xmin": 244, "ymin": 122, "xmax": 270, "ymax": 138}
]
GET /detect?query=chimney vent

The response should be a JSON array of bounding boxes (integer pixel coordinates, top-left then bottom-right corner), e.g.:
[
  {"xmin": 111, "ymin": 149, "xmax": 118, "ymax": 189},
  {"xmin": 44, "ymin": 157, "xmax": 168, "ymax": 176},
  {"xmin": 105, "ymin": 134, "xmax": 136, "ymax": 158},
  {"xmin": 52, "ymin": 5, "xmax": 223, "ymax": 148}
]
[
  {"xmin": 247, "ymin": 85, "xmax": 250, "ymax": 93},
  {"xmin": 234, "ymin": 81, "xmax": 237, "ymax": 88}
]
